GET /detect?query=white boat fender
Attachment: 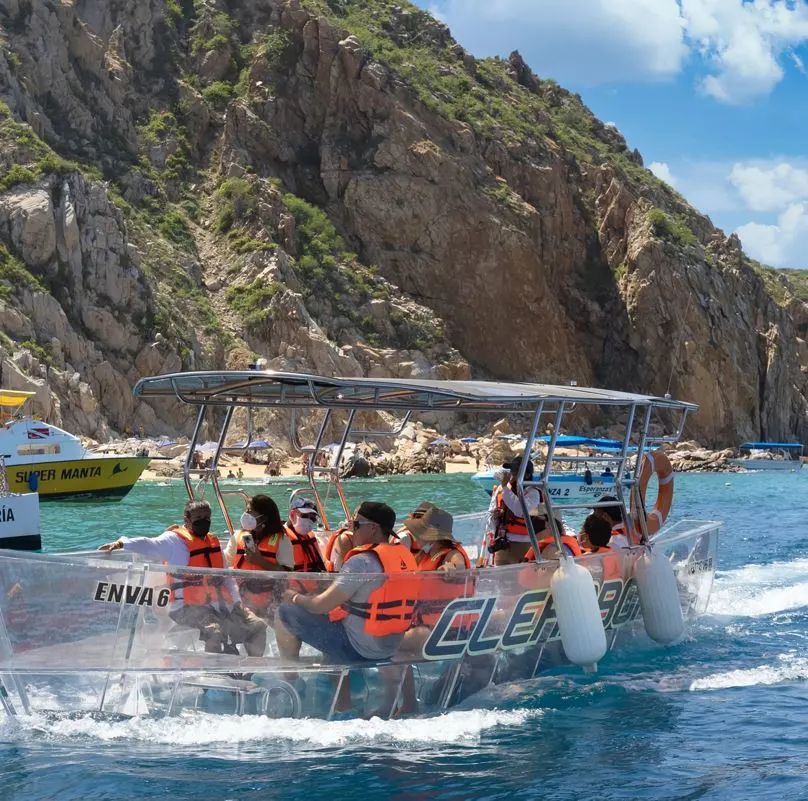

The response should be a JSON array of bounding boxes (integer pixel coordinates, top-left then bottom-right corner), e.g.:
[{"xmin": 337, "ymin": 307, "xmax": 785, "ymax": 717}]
[
  {"xmin": 550, "ymin": 555, "xmax": 608, "ymax": 672},
  {"xmin": 634, "ymin": 547, "xmax": 684, "ymax": 644}
]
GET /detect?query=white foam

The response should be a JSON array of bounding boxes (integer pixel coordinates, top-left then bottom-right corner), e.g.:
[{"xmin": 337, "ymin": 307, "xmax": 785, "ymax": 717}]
[
  {"xmin": 689, "ymin": 655, "xmax": 808, "ymax": 691},
  {"xmin": 707, "ymin": 558, "xmax": 808, "ymax": 617},
  {"xmin": 9, "ymin": 708, "xmax": 539, "ymax": 747}
]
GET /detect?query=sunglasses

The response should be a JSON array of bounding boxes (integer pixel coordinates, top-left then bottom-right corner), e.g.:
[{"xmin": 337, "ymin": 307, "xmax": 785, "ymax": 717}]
[
  {"xmin": 351, "ymin": 518, "xmax": 376, "ymax": 530},
  {"xmin": 298, "ymin": 512, "xmax": 317, "ymax": 521}
]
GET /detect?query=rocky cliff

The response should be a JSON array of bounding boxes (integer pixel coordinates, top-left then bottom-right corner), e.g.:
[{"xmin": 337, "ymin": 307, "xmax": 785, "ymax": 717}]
[{"xmin": 0, "ymin": 0, "xmax": 806, "ymax": 447}]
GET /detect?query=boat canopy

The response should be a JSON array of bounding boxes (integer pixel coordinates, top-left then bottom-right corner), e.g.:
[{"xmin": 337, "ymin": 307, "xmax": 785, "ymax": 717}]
[
  {"xmin": 0, "ymin": 390, "xmax": 35, "ymax": 408},
  {"xmin": 739, "ymin": 442, "xmax": 803, "ymax": 450},
  {"xmin": 537, "ymin": 435, "xmax": 626, "ymax": 449},
  {"xmin": 133, "ymin": 371, "xmax": 699, "ymax": 413}
]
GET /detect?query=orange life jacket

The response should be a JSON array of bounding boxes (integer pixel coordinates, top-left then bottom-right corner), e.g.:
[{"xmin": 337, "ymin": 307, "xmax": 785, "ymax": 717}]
[
  {"xmin": 328, "ymin": 542, "xmax": 419, "ymax": 635},
  {"xmin": 234, "ymin": 526, "xmax": 324, "ymax": 573},
  {"xmin": 524, "ymin": 534, "xmax": 583, "ymax": 561},
  {"xmin": 493, "ymin": 485, "xmax": 529, "ymax": 535},
  {"xmin": 170, "ymin": 524, "xmax": 232, "ymax": 606},
  {"xmin": 324, "ymin": 528, "xmax": 353, "ymax": 572},
  {"xmin": 583, "ymin": 543, "xmax": 621, "ymax": 580},
  {"xmin": 414, "ymin": 543, "xmax": 473, "ymax": 627}
]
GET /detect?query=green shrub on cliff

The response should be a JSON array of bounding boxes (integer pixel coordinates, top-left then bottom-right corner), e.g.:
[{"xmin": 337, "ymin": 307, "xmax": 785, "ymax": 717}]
[
  {"xmin": 214, "ymin": 178, "xmax": 258, "ymax": 232},
  {"xmin": 226, "ymin": 279, "xmax": 282, "ymax": 332},
  {"xmin": 0, "ymin": 243, "xmax": 46, "ymax": 296},
  {"xmin": 647, "ymin": 208, "xmax": 697, "ymax": 248}
]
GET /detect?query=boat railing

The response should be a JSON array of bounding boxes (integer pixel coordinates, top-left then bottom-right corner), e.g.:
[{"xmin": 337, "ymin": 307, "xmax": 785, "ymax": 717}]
[{"xmin": 0, "ymin": 517, "xmax": 719, "ymax": 718}]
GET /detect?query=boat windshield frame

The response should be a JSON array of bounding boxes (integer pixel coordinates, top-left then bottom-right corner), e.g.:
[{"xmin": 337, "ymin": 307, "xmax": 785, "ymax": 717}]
[{"xmin": 133, "ymin": 370, "xmax": 699, "ymax": 562}]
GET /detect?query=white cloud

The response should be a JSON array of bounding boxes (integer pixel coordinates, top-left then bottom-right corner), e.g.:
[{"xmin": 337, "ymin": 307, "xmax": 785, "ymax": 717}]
[
  {"xmin": 640, "ymin": 157, "xmax": 808, "ymax": 266},
  {"xmin": 684, "ymin": 0, "xmax": 808, "ymax": 103},
  {"xmin": 430, "ymin": 0, "xmax": 808, "ymax": 103},
  {"xmin": 729, "ymin": 162, "xmax": 808, "ymax": 212},
  {"xmin": 736, "ymin": 203, "xmax": 808, "ymax": 266},
  {"xmin": 648, "ymin": 161, "xmax": 678, "ymax": 187}
]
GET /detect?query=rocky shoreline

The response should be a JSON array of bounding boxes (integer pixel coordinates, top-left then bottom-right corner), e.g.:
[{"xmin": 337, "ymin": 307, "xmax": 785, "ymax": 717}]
[{"xmin": 90, "ymin": 424, "xmax": 796, "ymax": 480}]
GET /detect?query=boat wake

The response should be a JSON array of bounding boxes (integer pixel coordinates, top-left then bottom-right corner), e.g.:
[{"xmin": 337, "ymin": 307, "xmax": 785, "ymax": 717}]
[
  {"xmin": 0, "ymin": 706, "xmax": 539, "ymax": 747},
  {"xmin": 708, "ymin": 557, "xmax": 808, "ymax": 617},
  {"xmin": 689, "ymin": 654, "xmax": 808, "ymax": 691}
]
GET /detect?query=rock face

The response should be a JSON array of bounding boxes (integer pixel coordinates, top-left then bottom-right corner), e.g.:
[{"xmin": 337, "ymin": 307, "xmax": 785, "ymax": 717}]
[{"xmin": 0, "ymin": 0, "xmax": 805, "ymax": 448}]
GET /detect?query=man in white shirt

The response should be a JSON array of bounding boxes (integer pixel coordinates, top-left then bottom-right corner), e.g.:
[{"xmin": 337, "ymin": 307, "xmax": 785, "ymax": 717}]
[{"xmin": 99, "ymin": 499, "xmax": 266, "ymax": 656}]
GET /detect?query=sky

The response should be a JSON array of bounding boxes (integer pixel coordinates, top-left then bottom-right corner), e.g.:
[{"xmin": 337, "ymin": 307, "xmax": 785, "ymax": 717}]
[{"xmin": 418, "ymin": 0, "xmax": 808, "ymax": 269}]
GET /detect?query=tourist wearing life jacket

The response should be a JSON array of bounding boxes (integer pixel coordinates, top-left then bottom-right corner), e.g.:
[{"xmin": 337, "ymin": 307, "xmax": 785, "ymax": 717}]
[
  {"xmin": 520, "ymin": 504, "xmax": 582, "ymax": 561},
  {"xmin": 275, "ymin": 501, "xmax": 419, "ymax": 716},
  {"xmin": 593, "ymin": 494, "xmax": 631, "ymax": 548},
  {"xmin": 229, "ymin": 494, "xmax": 290, "ymax": 615},
  {"xmin": 275, "ymin": 502, "xmax": 418, "ymax": 664},
  {"xmin": 580, "ymin": 512, "xmax": 621, "ymax": 581},
  {"xmin": 399, "ymin": 504, "xmax": 471, "ymax": 633},
  {"xmin": 283, "ymin": 497, "xmax": 327, "ymax": 573},
  {"xmin": 98, "ymin": 499, "xmax": 266, "ymax": 656},
  {"xmin": 231, "ymin": 495, "xmax": 325, "ymax": 572},
  {"xmin": 394, "ymin": 504, "xmax": 471, "ymax": 714},
  {"xmin": 486, "ymin": 457, "xmax": 542, "ymax": 566}
]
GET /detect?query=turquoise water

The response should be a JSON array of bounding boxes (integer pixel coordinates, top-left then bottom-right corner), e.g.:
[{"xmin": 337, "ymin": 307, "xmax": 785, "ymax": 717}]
[{"xmin": 2, "ymin": 471, "xmax": 808, "ymax": 800}]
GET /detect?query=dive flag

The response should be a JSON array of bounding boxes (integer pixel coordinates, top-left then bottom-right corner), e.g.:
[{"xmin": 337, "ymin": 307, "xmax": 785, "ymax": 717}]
[{"xmin": 27, "ymin": 427, "xmax": 50, "ymax": 439}]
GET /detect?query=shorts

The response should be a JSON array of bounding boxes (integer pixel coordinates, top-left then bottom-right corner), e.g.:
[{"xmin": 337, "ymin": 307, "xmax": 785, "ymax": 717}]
[
  {"xmin": 277, "ymin": 603, "xmax": 370, "ymax": 664},
  {"xmin": 170, "ymin": 604, "xmax": 266, "ymax": 645}
]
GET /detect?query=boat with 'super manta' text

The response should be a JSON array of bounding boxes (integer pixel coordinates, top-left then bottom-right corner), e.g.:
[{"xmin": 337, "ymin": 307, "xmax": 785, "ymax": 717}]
[
  {"xmin": 0, "ymin": 372, "xmax": 719, "ymax": 721},
  {"xmin": 0, "ymin": 390, "xmax": 150, "ymax": 500}
]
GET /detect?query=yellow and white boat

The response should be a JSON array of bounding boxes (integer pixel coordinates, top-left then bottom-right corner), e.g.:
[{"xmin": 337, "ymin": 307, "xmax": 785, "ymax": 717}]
[{"xmin": 0, "ymin": 390, "xmax": 150, "ymax": 500}]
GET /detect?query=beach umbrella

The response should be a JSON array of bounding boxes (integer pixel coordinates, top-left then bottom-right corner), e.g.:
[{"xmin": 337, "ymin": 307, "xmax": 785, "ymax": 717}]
[
  {"xmin": 156, "ymin": 438, "xmax": 176, "ymax": 447},
  {"xmin": 247, "ymin": 439, "xmax": 271, "ymax": 449},
  {"xmin": 460, "ymin": 436, "xmax": 478, "ymax": 443},
  {"xmin": 194, "ymin": 441, "xmax": 219, "ymax": 453},
  {"xmin": 226, "ymin": 440, "xmax": 249, "ymax": 449},
  {"xmin": 430, "ymin": 438, "xmax": 450, "ymax": 445}
]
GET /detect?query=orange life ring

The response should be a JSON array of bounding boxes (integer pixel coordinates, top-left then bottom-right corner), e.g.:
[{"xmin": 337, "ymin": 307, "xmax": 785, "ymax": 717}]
[{"xmin": 632, "ymin": 448, "xmax": 674, "ymax": 536}]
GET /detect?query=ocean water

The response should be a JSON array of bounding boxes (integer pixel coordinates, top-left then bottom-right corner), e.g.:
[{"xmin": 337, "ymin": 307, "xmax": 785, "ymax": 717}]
[{"xmin": 2, "ymin": 470, "xmax": 808, "ymax": 800}]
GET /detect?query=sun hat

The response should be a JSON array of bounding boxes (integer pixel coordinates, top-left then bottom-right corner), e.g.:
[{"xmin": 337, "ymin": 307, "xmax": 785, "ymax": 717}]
[{"xmin": 401, "ymin": 502, "xmax": 458, "ymax": 543}]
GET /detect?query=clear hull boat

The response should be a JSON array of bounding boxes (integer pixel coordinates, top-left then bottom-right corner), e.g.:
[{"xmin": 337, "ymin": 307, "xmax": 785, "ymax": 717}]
[{"xmin": 0, "ymin": 371, "xmax": 720, "ymax": 721}]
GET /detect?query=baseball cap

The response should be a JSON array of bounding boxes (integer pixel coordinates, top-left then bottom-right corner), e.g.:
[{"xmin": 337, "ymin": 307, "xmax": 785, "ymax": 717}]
[
  {"xmin": 290, "ymin": 497, "xmax": 318, "ymax": 516},
  {"xmin": 356, "ymin": 501, "xmax": 396, "ymax": 533}
]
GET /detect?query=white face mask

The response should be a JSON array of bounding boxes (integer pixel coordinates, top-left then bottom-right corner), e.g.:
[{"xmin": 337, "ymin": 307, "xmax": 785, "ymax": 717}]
[
  {"xmin": 294, "ymin": 516, "xmax": 315, "ymax": 535},
  {"xmin": 240, "ymin": 512, "xmax": 257, "ymax": 531}
]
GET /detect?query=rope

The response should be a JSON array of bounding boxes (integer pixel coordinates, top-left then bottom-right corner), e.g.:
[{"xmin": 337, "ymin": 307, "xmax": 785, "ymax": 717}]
[{"xmin": 0, "ymin": 455, "xmax": 10, "ymax": 497}]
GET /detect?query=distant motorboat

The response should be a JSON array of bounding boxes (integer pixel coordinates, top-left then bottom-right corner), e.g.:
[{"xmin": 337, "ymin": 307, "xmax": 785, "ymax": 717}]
[
  {"xmin": 727, "ymin": 441, "xmax": 803, "ymax": 472},
  {"xmin": 0, "ymin": 390, "xmax": 150, "ymax": 500},
  {"xmin": 471, "ymin": 435, "xmax": 631, "ymax": 500}
]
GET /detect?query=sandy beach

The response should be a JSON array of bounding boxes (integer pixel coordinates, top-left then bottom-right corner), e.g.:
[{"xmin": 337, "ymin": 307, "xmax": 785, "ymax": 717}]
[{"xmin": 139, "ymin": 454, "xmax": 480, "ymax": 482}]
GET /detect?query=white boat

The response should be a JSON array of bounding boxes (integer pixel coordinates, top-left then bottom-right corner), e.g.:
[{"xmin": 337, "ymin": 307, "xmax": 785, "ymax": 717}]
[
  {"xmin": 727, "ymin": 441, "xmax": 803, "ymax": 472},
  {"xmin": 471, "ymin": 435, "xmax": 629, "ymax": 500},
  {"xmin": 0, "ymin": 390, "xmax": 150, "ymax": 499},
  {"xmin": 0, "ymin": 456, "xmax": 40, "ymax": 550},
  {"xmin": 0, "ymin": 372, "xmax": 719, "ymax": 721}
]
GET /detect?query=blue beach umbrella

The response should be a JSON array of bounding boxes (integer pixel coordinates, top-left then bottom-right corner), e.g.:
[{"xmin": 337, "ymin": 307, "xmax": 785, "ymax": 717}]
[
  {"xmin": 460, "ymin": 436, "xmax": 478, "ymax": 443},
  {"xmin": 430, "ymin": 438, "xmax": 450, "ymax": 445},
  {"xmin": 247, "ymin": 439, "xmax": 271, "ymax": 449}
]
